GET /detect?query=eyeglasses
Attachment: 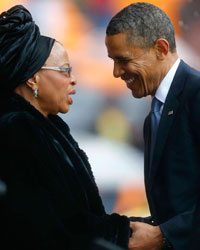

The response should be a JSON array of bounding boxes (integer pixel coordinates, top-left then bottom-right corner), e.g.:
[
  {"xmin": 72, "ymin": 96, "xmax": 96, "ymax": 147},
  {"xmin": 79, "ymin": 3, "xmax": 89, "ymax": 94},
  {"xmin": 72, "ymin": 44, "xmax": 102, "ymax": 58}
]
[{"xmin": 41, "ymin": 66, "xmax": 72, "ymax": 77}]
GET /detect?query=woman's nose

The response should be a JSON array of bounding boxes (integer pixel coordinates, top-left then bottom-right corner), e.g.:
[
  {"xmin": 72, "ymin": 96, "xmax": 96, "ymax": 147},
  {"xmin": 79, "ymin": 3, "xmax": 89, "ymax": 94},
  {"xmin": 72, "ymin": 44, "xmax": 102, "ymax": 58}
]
[{"xmin": 70, "ymin": 74, "xmax": 77, "ymax": 85}]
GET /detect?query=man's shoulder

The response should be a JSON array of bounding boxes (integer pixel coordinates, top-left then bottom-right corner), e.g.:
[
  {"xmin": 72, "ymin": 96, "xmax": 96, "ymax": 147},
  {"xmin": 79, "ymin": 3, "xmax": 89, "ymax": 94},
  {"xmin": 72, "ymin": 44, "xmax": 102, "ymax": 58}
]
[
  {"xmin": 174, "ymin": 60, "xmax": 200, "ymax": 95},
  {"xmin": 179, "ymin": 60, "xmax": 200, "ymax": 80}
]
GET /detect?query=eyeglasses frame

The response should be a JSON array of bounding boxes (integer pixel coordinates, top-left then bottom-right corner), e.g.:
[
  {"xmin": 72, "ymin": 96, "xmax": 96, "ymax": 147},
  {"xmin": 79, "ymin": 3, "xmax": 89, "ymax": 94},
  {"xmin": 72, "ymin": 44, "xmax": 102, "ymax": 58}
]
[{"xmin": 41, "ymin": 66, "xmax": 72, "ymax": 77}]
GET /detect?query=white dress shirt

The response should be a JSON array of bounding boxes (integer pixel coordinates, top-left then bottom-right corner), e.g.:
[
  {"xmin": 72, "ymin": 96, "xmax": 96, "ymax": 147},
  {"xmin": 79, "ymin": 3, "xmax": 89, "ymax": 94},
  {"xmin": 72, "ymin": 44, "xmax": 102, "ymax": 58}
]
[{"xmin": 155, "ymin": 58, "xmax": 180, "ymax": 113}]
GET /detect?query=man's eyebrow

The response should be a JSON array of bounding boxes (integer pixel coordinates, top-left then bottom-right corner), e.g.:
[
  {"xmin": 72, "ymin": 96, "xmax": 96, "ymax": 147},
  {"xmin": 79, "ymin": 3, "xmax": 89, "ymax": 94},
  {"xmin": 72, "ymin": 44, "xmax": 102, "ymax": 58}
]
[{"xmin": 108, "ymin": 55, "xmax": 131, "ymax": 61}]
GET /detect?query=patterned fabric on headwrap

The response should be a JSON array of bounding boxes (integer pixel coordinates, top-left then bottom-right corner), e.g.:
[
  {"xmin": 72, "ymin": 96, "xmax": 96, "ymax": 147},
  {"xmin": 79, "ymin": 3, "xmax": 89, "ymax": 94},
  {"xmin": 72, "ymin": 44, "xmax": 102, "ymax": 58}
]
[{"xmin": 0, "ymin": 5, "xmax": 55, "ymax": 93}]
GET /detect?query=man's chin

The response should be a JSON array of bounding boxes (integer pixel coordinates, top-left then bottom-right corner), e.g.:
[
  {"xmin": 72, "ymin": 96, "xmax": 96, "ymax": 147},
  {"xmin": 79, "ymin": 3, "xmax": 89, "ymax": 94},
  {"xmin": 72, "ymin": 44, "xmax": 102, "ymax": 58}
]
[{"xmin": 131, "ymin": 90, "xmax": 145, "ymax": 98}]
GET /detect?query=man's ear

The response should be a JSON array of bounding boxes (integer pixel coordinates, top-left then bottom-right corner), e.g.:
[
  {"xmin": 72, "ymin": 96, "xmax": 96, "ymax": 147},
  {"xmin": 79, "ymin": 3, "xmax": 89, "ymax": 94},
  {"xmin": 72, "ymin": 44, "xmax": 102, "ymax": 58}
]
[
  {"xmin": 26, "ymin": 73, "xmax": 39, "ymax": 90},
  {"xmin": 154, "ymin": 38, "xmax": 169, "ymax": 60}
]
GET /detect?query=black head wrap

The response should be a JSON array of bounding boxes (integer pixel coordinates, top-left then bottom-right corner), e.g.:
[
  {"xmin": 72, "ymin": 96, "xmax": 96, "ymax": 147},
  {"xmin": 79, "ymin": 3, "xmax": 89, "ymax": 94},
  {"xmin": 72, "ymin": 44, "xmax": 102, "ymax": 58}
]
[{"xmin": 0, "ymin": 5, "xmax": 55, "ymax": 93}]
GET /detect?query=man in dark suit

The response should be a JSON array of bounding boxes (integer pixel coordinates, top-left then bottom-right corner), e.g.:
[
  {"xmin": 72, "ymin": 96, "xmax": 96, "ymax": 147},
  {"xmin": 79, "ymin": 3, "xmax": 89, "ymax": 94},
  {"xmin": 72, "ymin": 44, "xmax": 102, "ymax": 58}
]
[{"xmin": 105, "ymin": 2, "xmax": 200, "ymax": 250}]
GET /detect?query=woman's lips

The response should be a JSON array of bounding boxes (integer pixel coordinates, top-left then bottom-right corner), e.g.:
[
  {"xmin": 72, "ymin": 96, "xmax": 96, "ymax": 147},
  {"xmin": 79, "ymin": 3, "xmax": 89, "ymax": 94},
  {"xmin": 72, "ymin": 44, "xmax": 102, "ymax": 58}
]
[
  {"xmin": 69, "ymin": 89, "xmax": 76, "ymax": 95},
  {"xmin": 68, "ymin": 89, "xmax": 76, "ymax": 105},
  {"xmin": 68, "ymin": 96, "xmax": 73, "ymax": 105}
]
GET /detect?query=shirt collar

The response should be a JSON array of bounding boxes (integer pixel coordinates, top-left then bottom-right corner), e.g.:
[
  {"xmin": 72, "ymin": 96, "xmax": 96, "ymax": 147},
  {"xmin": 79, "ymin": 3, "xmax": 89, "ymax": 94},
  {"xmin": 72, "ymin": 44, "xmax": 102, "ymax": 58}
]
[{"xmin": 155, "ymin": 58, "xmax": 180, "ymax": 103}]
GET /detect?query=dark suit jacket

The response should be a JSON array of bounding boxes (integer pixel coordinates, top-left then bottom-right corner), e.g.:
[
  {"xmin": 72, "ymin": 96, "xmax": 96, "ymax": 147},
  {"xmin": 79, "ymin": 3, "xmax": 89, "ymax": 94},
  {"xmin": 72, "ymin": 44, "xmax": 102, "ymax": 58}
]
[{"xmin": 144, "ymin": 61, "xmax": 200, "ymax": 250}]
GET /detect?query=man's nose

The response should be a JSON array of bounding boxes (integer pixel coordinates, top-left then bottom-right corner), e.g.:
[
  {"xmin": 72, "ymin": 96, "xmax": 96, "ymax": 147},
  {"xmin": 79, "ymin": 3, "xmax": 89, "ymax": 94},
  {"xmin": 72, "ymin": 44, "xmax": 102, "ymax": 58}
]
[{"xmin": 113, "ymin": 62, "xmax": 125, "ymax": 78}]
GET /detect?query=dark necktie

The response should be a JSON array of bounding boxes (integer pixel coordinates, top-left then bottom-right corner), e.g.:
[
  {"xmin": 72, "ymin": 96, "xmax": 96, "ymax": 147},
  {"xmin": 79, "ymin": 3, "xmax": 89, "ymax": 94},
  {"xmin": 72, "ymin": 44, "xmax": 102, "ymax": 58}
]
[{"xmin": 150, "ymin": 97, "xmax": 162, "ymax": 165}]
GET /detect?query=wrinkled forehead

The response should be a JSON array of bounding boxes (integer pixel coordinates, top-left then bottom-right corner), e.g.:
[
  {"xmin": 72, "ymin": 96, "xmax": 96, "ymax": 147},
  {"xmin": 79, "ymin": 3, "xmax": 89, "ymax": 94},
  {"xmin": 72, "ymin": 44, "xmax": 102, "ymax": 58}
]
[{"xmin": 105, "ymin": 33, "xmax": 129, "ymax": 48}]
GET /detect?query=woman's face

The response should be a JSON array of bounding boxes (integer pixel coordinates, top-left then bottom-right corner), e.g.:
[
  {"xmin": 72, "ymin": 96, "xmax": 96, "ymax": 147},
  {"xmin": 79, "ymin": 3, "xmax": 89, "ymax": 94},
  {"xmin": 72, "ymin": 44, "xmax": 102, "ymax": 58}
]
[{"xmin": 36, "ymin": 42, "xmax": 76, "ymax": 116}]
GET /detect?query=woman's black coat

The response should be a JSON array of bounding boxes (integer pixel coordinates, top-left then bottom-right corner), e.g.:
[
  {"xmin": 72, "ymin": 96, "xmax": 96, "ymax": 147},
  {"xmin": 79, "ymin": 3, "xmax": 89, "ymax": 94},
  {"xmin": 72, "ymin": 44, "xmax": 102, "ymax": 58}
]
[{"xmin": 0, "ymin": 94, "xmax": 130, "ymax": 250}]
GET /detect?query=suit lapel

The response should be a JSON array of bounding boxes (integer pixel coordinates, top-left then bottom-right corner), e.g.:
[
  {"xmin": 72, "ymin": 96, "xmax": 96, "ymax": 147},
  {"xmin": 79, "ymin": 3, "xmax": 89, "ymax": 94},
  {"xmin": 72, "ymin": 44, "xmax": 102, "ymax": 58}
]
[{"xmin": 149, "ymin": 60, "xmax": 188, "ymax": 185}]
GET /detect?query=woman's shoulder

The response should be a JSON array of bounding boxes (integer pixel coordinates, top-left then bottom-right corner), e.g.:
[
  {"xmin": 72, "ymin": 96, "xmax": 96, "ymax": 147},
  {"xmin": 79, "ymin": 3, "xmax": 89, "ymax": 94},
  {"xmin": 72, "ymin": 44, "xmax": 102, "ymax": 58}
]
[
  {"xmin": 0, "ymin": 93, "xmax": 44, "ymax": 129},
  {"xmin": 0, "ymin": 110, "xmax": 44, "ymax": 147},
  {"xmin": 0, "ymin": 110, "xmax": 36, "ymax": 129}
]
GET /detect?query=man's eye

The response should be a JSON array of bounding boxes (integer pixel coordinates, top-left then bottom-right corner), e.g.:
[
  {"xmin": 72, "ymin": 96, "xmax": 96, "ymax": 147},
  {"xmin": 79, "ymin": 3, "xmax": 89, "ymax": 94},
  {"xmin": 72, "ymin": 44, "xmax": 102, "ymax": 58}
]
[{"xmin": 119, "ymin": 59, "xmax": 131, "ymax": 64}]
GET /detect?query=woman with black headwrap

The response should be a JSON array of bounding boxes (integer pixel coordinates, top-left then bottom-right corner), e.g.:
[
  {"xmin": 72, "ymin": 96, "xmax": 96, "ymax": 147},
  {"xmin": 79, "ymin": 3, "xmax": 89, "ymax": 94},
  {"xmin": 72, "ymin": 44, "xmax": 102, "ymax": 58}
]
[{"xmin": 0, "ymin": 5, "xmax": 131, "ymax": 250}]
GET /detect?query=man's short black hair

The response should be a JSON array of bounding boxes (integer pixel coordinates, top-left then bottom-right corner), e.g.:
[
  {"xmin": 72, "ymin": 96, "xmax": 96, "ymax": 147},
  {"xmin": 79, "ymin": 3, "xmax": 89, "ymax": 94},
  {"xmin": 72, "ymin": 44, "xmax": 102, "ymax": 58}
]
[{"xmin": 106, "ymin": 2, "xmax": 176, "ymax": 52}]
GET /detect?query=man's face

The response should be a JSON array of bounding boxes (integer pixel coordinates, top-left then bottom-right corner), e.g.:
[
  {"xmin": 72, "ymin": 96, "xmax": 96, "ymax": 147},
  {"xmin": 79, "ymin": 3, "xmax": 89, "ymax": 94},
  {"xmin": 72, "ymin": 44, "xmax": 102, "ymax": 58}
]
[{"xmin": 105, "ymin": 33, "xmax": 162, "ymax": 98}]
